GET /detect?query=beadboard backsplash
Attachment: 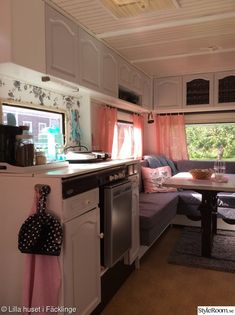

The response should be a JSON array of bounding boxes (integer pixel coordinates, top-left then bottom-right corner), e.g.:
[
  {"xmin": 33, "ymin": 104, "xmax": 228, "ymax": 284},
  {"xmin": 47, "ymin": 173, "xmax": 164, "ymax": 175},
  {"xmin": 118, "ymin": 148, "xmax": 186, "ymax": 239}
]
[{"xmin": 0, "ymin": 75, "xmax": 82, "ymax": 146}]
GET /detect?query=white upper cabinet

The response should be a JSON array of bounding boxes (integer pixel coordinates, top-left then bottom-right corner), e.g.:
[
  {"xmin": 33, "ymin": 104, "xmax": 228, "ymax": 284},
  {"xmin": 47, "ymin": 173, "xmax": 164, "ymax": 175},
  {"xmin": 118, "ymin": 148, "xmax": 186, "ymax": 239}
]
[
  {"xmin": 100, "ymin": 45, "xmax": 118, "ymax": 97},
  {"xmin": 214, "ymin": 71, "xmax": 235, "ymax": 106},
  {"xmin": 183, "ymin": 73, "xmax": 214, "ymax": 108},
  {"xmin": 46, "ymin": 5, "xmax": 79, "ymax": 83},
  {"xmin": 79, "ymin": 28, "xmax": 101, "ymax": 91},
  {"xmin": 131, "ymin": 70, "xmax": 142, "ymax": 93},
  {"xmin": 142, "ymin": 75, "xmax": 152, "ymax": 109},
  {"xmin": 118, "ymin": 59, "xmax": 143, "ymax": 94},
  {"xmin": 119, "ymin": 60, "xmax": 131, "ymax": 90},
  {"xmin": 154, "ymin": 76, "xmax": 182, "ymax": 109},
  {"xmin": 0, "ymin": 0, "xmax": 46, "ymax": 73}
]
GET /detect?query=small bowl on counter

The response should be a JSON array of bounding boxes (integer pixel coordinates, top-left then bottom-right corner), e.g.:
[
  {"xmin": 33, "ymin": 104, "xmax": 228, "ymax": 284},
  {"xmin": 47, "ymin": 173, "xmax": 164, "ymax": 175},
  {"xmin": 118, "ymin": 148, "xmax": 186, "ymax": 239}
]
[{"xmin": 189, "ymin": 168, "xmax": 213, "ymax": 180}]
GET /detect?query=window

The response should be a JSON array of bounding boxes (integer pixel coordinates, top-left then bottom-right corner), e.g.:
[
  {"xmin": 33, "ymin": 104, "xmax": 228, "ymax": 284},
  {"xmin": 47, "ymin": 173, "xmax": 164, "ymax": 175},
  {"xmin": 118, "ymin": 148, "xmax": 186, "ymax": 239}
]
[
  {"xmin": 38, "ymin": 122, "xmax": 47, "ymax": 133},
  {"xmin": 186, "ymin": 123, "xmax": 235, "ymax": 160},
  {"xmin": 22, "ymin": 121, "xmax": 32, "ymax": 132},
  {"xmin": 114, "ymin": 121, "xmax": 134, "ymax": 159},
  {"xmin": 2, "ymin": 103, "xmax": 65, "ymax": 150}
]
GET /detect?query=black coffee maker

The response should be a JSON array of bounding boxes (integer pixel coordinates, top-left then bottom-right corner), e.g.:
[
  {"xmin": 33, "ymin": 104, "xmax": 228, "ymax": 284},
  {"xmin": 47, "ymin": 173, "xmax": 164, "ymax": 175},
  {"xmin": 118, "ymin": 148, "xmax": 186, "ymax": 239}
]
[{"xmin": 0, "ymin": 124, "xmax": 22, "ymax": 165}]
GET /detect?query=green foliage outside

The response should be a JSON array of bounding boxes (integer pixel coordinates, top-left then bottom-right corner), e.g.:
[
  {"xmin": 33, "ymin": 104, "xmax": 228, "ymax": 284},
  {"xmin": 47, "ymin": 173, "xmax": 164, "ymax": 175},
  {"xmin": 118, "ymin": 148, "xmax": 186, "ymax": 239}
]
[{"xmin": 186, "ymin": 124, "xmax": 235, "ymax": 160}]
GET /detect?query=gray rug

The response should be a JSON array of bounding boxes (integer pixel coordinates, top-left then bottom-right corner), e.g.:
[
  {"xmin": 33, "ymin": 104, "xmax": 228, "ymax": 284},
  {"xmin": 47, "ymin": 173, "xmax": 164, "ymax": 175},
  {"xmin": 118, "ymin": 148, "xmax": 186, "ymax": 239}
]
[{"xmin": 168, "ymin": 227, "xmax": 235, "ymax": 273}]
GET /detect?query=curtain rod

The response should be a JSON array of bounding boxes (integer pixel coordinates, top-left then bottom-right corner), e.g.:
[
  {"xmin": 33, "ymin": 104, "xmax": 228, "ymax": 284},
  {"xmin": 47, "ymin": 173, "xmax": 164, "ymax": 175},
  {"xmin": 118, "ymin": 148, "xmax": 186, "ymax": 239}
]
[
  {"xmin": 157, "ymin": 109, "xmax": 235, "ymax": 116},
  {"xmin": 105, "ymin": 105, "xmax": 141, "ymax": 116}
]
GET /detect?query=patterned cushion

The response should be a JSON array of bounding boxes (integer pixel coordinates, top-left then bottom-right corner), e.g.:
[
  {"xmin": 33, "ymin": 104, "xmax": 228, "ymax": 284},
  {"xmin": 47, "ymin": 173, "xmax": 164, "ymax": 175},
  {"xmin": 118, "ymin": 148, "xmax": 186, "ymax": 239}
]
[
  {"xmin": 141, "ymin": 165, "xmax": 177, "ymax": 193},
  {"xmin": 144, "ymin": 155, "xmax": 178, "ymax": 175}
]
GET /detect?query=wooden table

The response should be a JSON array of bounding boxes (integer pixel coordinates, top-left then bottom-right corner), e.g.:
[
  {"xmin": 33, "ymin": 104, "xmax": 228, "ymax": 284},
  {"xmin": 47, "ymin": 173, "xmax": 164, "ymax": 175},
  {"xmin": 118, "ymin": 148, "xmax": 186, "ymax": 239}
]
[{"xmin": 164, "ymin": 173, "xmax": 235, "ymax": 257}]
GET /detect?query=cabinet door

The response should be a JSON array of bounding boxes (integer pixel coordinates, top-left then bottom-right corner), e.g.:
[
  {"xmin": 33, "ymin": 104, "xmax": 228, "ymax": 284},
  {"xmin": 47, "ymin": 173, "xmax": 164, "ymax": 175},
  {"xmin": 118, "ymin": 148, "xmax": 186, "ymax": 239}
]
[
  {"xmin": 79, "ymin": 28, "xmax": 100, "ymax": 91},
  {"xmin": 119, "ymin": 59, "xmax": 143, "ymax": 94},
  {"xmin": 142, "ymin": 76, "xmax": 152, "ymax": 109},
  {"xmin": 154, "ymin": 76, "xmax": 182, "ymax": 109},
  {"xmin": 63, "ymin": 207, "xmax": 101, "ymax": 315},
  {"xmin": 183, "ymin": 73, "xmax": 213, "ymax": 107},
  {"xmin": 101, "ymin": 46, "xmax": 118, "ymax": 97},
  {"xmin": 214, "ymin": 71, "xmax": 235, "ymax": 105},
  {"xmin": 119, "ymin": 59, "xmax": 131, "ymax": 89},
  {"xmin": 131, "ymin": 69, "xmax": 142, "ymax": 93},
  {"xmin": 46, "ymin": 5, "xmax": 79, "ymax": 83}
]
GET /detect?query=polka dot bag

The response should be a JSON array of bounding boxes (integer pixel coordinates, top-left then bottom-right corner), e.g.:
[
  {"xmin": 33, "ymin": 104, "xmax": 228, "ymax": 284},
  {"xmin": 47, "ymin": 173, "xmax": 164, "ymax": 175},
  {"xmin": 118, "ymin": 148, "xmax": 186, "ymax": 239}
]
[{"xmin": 18, "ymin": 185, "xmax": 63, "ymax": 256}]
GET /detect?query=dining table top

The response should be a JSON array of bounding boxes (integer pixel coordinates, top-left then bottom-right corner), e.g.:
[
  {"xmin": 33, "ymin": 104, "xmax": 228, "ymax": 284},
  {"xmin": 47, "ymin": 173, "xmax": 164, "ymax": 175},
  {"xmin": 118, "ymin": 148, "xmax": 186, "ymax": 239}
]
[{"xmin": 164, "ymin": 172, "xmax": 235, "ymax": 192}]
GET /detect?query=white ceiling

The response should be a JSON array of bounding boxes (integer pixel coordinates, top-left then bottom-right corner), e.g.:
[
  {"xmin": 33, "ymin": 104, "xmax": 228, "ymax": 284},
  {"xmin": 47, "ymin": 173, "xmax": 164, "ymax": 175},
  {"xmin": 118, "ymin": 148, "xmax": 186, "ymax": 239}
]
[{"xmin": 48, "ymin": 0, "xmax": 235, "ymax": 78}]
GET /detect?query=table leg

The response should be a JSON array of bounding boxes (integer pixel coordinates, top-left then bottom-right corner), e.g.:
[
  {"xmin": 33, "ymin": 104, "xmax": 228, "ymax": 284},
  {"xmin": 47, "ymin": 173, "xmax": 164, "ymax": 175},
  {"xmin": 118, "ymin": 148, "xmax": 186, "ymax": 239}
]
[{"xmin": 199, "ymin": 191, "xmax": 217, "ymax": 257}]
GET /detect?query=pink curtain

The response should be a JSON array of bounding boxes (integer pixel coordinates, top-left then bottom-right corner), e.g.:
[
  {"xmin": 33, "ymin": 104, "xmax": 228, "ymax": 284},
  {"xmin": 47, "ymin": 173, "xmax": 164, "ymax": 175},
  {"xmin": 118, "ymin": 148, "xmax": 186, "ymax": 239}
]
[
  {"xmin": 133, "ymin": 114, "xmax": 144, "ymax": 159},
  {"xmin": 155, "ymin": 114, "xmax": 188, "ymax": 160},
  {"xmin": 99, "ymin": 106, "xmax": 117, "ymax": 156}
]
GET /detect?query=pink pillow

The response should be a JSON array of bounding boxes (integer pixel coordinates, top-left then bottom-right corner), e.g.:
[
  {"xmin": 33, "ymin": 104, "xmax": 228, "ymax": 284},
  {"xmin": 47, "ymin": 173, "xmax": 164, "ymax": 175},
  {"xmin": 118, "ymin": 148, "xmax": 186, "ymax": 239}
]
[{"xmin": 141, "ymin": 166, "xmax": 177, "ymax": 193}]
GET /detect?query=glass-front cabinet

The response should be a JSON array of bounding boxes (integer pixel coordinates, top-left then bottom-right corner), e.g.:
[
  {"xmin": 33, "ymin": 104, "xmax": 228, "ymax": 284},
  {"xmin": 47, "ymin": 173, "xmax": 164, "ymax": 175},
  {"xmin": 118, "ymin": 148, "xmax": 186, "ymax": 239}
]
[
  {"xmin": 183, "ymin": 73, "xmax": 214, "ymax": 108},
  {"xmin": 214, "ymin": 71, "xmax": 235, "ymax": 105}
]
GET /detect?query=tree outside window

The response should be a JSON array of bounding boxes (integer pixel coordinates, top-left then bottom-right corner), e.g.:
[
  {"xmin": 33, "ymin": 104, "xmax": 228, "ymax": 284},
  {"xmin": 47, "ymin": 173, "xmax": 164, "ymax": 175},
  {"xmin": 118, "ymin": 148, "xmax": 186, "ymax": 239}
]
[{"xmin": 186, "ymin": 123, "xmax": 235, "ymax": 160}]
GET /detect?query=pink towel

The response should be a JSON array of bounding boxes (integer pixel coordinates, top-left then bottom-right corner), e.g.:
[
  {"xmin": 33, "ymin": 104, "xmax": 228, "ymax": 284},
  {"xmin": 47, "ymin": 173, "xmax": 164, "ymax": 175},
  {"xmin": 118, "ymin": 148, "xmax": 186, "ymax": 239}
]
[{"xmin": 22, "ymin": 192, "xmax": 61, "ymax": 315}]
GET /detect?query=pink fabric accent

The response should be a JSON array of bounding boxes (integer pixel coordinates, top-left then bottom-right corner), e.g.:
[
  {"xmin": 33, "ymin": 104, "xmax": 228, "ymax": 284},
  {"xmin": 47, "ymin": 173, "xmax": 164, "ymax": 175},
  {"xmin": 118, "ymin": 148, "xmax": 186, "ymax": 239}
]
[
  {"xmin": 23, "ymin": 193, "xmax": 61, "ymax": 315},
  {"xmin": 141, "ymin": 166, "xmax": 177, "ymax": 193},
  {"xmin": 133, "ymin": 114, "xmax": 144, "ymax": 159},
  {"xmin": 99, "ymin": 106, "xmax": 117, "ymax": 156},
  {"xmin": 155, "ymin": 114, "xmax": 189, "ymax": 160}
]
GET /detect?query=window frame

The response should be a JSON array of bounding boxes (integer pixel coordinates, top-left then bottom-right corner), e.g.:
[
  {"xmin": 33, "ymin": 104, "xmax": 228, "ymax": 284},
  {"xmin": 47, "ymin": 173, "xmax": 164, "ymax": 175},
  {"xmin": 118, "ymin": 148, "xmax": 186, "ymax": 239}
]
[
  {"xmin": 0, "ymin": 100, "xmax": 66, "ymax": 136},
  {"xmin": 186, "ymin": 121, "xmax": 235, "ymax": 161}
]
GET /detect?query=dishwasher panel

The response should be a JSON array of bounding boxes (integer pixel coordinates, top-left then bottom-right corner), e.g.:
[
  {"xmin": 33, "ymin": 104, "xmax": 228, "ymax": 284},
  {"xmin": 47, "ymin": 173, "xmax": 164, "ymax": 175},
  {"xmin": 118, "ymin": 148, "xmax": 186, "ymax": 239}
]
[{"xmin": 104, "ymin": 180, "xmax": 132, "ymax": 268}]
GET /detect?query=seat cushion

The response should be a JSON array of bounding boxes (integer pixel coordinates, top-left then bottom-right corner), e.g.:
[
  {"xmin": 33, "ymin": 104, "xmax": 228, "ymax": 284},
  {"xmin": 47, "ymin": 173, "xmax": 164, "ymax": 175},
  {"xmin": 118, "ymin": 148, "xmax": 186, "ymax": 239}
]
[
  {"xmin": 139, "ymin": 192, "xmax": 178, "ymax": 230},
  {"xmin": 217, "ymin": 192, "xmax": 235, "ymax": 208},
  {"xmin": 218, "ymin": 207, "xmax": 235, "ymax": 224},
  {"xmin": 177, "ymin": 190, "xmax": 202, "ymax": 220},
  {"xmin": 178, "ymin": 190, "xmax": 202, "ymax": 206}
]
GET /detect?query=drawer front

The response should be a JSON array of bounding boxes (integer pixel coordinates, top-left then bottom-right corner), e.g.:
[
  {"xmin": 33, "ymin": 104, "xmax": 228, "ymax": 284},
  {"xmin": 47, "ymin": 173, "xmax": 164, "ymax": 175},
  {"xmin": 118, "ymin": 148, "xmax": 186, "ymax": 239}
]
[{"xmin": 62, "ymin": 188, "xmax": 99, "ymax": 221}]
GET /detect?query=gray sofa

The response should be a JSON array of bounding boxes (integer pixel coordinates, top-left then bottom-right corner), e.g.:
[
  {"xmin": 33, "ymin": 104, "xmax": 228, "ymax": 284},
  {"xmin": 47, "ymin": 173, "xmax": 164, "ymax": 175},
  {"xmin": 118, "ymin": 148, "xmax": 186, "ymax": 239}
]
[{"xmin": 139, "ymin": 157, "xmax": 235, "ymax": 246}]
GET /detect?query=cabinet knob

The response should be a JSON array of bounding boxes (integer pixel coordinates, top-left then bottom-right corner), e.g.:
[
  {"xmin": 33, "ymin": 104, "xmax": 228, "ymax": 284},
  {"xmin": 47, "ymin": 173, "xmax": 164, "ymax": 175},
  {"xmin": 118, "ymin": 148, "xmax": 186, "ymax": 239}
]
[{"xmin": 99, "ymin": 233, "xmax": 104, "ymax": 239}]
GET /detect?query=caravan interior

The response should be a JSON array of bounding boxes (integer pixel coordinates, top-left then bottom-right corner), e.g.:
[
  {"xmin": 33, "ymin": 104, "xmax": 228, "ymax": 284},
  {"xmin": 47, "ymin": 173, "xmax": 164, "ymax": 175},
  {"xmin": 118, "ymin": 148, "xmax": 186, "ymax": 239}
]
[{"xmin": 0, "ymin": 0, "xmax": 235, "ymax": 314}]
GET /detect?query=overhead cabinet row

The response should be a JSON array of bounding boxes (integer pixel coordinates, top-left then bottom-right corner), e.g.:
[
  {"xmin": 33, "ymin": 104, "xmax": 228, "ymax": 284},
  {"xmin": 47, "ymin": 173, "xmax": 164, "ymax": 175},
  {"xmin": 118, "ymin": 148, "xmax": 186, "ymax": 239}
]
[
  {"xmin": 46, "ymin": 5, "xmax": 152, "ymax": 107},
  {"xmin": 154, "ymin": 71, "xmax": 235, "ymax": 110},
  {"xmin": 0, "ymin": 1, "xmax": 152, "ymax": 108}
]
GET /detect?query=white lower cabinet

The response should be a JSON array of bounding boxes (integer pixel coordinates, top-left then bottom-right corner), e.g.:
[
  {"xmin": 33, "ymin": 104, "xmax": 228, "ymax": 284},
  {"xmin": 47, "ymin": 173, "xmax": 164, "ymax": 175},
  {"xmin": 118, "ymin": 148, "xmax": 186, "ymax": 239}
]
[{"xmin": 63, "ymin": 207, "xmax": 101, "ymax": 315}]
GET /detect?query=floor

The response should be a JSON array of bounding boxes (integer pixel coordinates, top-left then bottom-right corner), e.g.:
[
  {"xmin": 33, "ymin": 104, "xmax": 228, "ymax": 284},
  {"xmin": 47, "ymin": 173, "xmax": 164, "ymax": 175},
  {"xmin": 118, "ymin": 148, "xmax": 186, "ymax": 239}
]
[{"xmin": 101, "ymin": 226, "xmax": 235, "ymax": 315}]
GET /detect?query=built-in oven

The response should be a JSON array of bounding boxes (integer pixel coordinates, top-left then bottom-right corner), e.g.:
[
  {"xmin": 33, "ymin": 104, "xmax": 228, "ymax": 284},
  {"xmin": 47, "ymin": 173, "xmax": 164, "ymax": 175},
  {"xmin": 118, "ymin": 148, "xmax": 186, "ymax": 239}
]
[{"xmin": 98, "ymin": 166, "xmax": 132, "ymax": 268}]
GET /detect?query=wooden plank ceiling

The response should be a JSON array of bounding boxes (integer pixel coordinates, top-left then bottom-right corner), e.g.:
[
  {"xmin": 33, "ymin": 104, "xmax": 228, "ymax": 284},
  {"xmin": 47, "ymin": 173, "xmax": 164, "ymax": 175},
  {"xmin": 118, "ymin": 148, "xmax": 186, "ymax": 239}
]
[{"xmin": 48, "ymin": 0, "xmax": 235, "ymax": 77}]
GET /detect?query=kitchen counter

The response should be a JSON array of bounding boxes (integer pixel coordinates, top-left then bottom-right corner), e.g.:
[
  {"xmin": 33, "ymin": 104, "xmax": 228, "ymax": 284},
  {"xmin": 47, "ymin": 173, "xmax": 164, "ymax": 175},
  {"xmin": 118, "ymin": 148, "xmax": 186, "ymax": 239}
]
[
  {"xmin": 35, "ymin": 159, "xmax": 140, "ymax": 178},
  {"xmin": 0, "ymin": 159, "xmax": 140, "ymax": 178}
]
